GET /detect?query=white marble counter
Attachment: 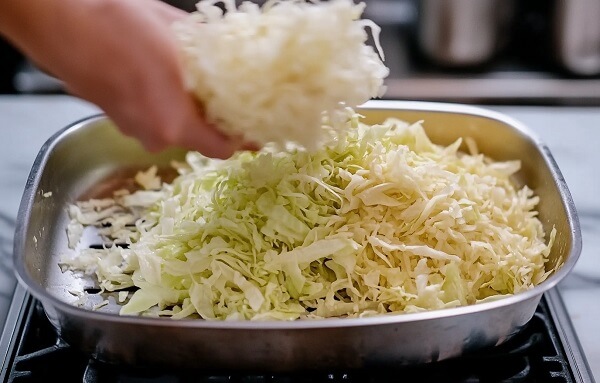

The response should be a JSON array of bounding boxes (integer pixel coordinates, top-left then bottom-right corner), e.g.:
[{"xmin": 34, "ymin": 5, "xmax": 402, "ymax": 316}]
[{"xmin": 0, "ymin": 95, "xmax": 599, "ymax": 378}]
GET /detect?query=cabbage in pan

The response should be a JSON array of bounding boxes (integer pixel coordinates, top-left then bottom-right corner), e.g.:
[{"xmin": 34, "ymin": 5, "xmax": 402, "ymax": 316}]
[{"xmin": 61, "ymin": 112, "xmax": 556, "ymax": 320}]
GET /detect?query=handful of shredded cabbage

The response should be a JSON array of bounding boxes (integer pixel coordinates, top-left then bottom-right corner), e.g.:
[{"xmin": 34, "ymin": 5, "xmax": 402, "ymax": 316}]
[
  {"xmin": 61, "ymin": 113, "xmax": 556, "ymax": 320},
  {"xmin": 172, "ymin": 0, "xmax": 389, "ymax": 149}
]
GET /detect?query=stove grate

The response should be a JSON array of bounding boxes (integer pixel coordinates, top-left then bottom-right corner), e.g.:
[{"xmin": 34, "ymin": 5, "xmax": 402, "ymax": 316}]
[{"xmin": 2, "ymin": 296, "xmax": 580, "ymax": 383}]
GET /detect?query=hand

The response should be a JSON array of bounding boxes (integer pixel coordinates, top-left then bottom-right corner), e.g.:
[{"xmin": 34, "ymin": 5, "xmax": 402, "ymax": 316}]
[{"xmin": 0, "ymin": 0, "xmax": 243, "ymax": 158}]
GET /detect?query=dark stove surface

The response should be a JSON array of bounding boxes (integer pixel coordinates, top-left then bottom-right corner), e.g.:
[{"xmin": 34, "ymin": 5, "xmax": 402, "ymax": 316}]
[{"xmin": 0, "ymin": 288, "xmax": 595, "ymax": 383}]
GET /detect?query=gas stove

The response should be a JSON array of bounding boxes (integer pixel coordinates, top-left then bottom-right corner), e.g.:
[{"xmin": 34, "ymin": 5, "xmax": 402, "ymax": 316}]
[{"xmin": 0, "ymin": 283, "xmax": 595, "ymax": 383}]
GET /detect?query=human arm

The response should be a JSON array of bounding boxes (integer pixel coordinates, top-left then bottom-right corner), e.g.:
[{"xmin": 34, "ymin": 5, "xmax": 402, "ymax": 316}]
[{"xmin": 0, "ymin": 0, "xmax": 240, "ymax": 158}]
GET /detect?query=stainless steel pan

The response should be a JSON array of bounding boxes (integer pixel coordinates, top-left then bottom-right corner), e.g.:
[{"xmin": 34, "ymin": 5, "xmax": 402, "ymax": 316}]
[{"xmin": 13, "ymin": 100, "xmax": 581, "ymax": 371}]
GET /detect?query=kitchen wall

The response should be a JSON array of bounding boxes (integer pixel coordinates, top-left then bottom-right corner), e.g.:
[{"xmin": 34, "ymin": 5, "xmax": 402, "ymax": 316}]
[
  {"xmin": 1, "ymin": 0, "xmax": 599, "ymax": 104},
  {"xmin": 0, "ymin": 37, "xmax": 23, "ymax": 94}
]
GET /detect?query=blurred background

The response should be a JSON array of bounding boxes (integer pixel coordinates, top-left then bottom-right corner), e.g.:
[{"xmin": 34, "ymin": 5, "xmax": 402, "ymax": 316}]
[{"xmin": 1, "ymin": 0, "xmax": 599, "ymax": 105}]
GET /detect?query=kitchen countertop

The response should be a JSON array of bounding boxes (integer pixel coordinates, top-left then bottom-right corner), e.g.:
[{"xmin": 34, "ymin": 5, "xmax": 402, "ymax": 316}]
[{"xmin": 1, "ymin": 95, "xmax": 599, "ymax": 378}]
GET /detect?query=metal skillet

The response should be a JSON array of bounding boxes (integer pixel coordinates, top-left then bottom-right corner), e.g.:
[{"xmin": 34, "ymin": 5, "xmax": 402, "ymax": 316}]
[{"xmin": 12, "ymin": 100, "xmax": 581, "ymax": 371}]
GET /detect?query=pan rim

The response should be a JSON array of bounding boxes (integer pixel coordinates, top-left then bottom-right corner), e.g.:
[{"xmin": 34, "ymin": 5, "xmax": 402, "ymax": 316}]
[{"xmin": 12, "ymin": 100, "xmax": 583, "ymax": 330}]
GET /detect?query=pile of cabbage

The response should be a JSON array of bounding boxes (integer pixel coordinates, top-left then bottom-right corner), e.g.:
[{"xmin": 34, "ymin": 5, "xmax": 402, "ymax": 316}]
[
  {"xmin": 172, "ymin": 0, "xmax": 389, "ymax": 149},
  {"xmin": 61, "ymin": 113, "xmax": 556, "ymax": 320}
]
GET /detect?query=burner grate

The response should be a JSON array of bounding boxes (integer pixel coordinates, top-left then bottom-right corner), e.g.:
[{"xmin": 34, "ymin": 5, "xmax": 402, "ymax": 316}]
[{"xmin": 0, "ymin": 294, "xmax": 587, "ymax": 383}]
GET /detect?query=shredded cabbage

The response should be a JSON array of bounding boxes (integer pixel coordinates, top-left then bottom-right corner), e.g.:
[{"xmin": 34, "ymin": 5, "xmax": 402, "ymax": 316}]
[
  {"xmin": 172, "ymin": 0, "xmax": 389, "ymax": 149},
  {"xmin": 60, "ymin": 111, "xmax": 557, "ymax": 320}
]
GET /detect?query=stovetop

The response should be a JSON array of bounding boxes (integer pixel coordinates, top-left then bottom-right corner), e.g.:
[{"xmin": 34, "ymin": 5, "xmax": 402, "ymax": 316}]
[{"xmin": 0, "ymin": 284, "xmax": 595, "ymax": 383}]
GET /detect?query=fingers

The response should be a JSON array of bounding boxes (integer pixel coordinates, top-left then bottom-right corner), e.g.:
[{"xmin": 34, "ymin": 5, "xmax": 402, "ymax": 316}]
[
  {"xmin": 140, "ymin": 119, "xmax": 259, "ymax": 159},
  {"xmin": 240, "ymin": 141, "xmax": 261, "ymax": 152},
  {"xmin": 135, "ymin": 124, "xmax": 253, "ymax": 159},
  {"xmin": 177, "ymin": 120, "xmax": 239, "ymax": 159},
  {"xmin": 128, "ymin": 95, "xmax": 245, "ymax": 158}
]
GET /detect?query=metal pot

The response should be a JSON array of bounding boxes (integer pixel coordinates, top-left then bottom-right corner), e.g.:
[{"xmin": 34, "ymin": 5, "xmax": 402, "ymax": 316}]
[
  {"xmin": 554, "ymin": 0, "xmax": 600, "ymax": 76},
  {"xmin": 417, "ymin": 0, "xmax": 515, "ymax": 67}
]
